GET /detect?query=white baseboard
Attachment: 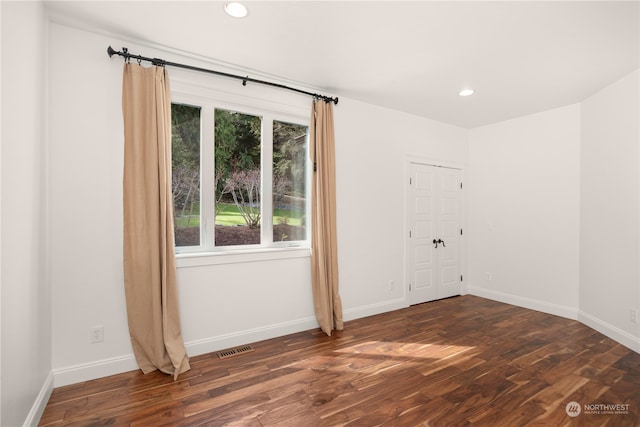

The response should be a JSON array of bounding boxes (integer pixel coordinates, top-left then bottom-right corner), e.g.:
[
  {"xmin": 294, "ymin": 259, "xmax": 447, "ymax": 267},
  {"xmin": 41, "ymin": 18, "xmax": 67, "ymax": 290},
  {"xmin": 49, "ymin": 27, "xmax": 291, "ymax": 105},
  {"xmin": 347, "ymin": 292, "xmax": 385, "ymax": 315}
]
[
  {"xmin": 51, "ymin": 297, "xmax": 411, "ymax": 388},
  {"xmin": 469, "ymin": 285, "xmax": 579, "ymax": 320},
  {"xmin": 187, "ymin": 298, "xmax": 411, "ymax": 356},
  {"xmin": 343, "ymin": 297, "xmax": 408, "ymax": 321},
  {"xmin": 52, "ymin": 316, "xmax": 320, "ymax": 388},
  {"xmin": 24, "ymin": 371, "xmax": 53, "ymax": 427},
  {"xmin": 184, "ymin": 316, "xmax": 320, "ymax": 356},
  {"xmin": 53, "ymin": 354, "xmax": 139, "ymax": 388},
  {"xmin": 579, "ymin": 310, "xmax": 640, "ymax": 354},
  {"xmin": 469, "ymin": 285, "xmax": 640, "ymax": 355}
]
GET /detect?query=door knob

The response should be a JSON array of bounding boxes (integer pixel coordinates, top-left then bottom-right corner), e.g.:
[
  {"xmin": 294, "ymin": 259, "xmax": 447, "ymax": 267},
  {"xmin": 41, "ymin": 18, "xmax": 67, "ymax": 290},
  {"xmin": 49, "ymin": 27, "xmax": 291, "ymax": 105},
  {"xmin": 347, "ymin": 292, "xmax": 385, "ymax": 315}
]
[
  {"xmin": 433, "ymin": 239, "xmax": 438, "ymax": 248},
  {"xmin": 437, "ymin": 239, "xmax": 446, "ymax": 247}
]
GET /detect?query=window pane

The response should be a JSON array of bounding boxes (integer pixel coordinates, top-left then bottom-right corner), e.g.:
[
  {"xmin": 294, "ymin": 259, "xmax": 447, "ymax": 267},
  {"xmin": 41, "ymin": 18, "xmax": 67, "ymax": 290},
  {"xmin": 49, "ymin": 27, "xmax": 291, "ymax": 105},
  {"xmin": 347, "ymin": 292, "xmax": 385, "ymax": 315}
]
[
  {"xmin": 214, "ymin": 108, "xmax": 262, "ymax": 246},
  {"xmin": 172, "ymin": 104, "xmax": 201, "ymax": 247},
  {"xmin": 273, "ymin": 121, "xmax": 308, "ymax": 243}
]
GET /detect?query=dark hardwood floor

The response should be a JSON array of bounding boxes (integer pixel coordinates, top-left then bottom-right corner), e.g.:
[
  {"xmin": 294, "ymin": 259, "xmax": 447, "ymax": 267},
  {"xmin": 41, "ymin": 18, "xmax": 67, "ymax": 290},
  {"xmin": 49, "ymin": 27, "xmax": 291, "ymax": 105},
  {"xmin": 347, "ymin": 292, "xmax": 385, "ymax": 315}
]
[{"xmin": 40, "ymin": 295, "xmax": 640, "ymax": 426}]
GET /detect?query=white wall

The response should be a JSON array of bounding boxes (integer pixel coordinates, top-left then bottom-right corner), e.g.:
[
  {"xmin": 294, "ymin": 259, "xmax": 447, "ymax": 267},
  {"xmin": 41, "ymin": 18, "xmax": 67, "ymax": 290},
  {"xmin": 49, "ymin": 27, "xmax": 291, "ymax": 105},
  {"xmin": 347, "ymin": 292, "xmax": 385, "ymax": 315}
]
[
  {"xmin": 48, "ymin": 23, "xmax": 468, "ymax": 386},
  {"xmin": 336, "ymin": 99, "xmax": 468, "ymax": 317},
  {"xmin": 9, "ymin": 10, "xmax": 639, "ymax": 425},
  {"xmin": 467, "ymin": 104, "xmax": 581, "ymax": 318},
  {"xmin": 1, "ymin": 1, "xmax": 53, "ymax": 426},
  {"xmin": 580, "ymin": 69, "xmax": 640, "ymax": 351}
]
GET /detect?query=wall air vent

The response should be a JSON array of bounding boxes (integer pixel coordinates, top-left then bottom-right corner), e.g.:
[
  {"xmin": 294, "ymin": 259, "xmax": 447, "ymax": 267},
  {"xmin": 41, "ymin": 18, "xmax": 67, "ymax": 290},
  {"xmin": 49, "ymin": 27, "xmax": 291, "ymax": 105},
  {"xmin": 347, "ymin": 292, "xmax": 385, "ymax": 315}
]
[{"xmin": 217, "ymin": 345, "xmax": 254, "ymax": 359}]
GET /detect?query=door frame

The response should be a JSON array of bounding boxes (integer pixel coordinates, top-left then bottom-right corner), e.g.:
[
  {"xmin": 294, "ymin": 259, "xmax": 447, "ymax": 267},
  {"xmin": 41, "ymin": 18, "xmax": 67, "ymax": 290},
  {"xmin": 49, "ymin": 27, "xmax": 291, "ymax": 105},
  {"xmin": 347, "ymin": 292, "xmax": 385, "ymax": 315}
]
[{"xmin": 404, "ymin": 156, "xmax": 467, "ymax": 305}]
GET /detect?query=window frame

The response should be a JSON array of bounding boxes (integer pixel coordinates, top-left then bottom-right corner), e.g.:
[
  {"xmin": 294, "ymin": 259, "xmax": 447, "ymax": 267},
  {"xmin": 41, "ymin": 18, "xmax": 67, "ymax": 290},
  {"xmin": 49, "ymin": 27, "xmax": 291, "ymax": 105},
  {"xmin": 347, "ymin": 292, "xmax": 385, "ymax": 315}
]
[{"xmin": 171, "ymin": 89, "xmax": 312, "ymax": 261}]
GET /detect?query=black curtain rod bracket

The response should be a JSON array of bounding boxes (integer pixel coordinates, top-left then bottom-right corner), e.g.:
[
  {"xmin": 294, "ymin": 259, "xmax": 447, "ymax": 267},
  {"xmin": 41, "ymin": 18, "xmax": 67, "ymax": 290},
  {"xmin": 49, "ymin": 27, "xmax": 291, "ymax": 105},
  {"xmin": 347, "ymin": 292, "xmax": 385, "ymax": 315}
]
[{"xmin": 107, "ymin": 46, "xmax": 338, "ymax": 105}]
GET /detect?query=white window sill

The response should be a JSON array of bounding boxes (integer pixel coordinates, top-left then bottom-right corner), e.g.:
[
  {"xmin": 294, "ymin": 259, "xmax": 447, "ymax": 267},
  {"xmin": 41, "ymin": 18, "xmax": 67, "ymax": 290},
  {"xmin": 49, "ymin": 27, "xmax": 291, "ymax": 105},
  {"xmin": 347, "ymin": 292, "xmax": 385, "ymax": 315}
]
[{"xmin": 175, "ymin": 246, "xmax": 311, "ymax": 268}]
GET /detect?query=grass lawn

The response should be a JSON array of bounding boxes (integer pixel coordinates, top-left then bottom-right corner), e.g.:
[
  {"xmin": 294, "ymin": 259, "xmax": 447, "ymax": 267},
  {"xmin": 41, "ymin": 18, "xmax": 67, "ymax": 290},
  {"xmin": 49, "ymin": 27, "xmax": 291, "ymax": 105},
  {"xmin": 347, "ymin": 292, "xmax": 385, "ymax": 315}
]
[{"xmin": 174, "ymin": 202, "xmax": 304, "ymax": 228}]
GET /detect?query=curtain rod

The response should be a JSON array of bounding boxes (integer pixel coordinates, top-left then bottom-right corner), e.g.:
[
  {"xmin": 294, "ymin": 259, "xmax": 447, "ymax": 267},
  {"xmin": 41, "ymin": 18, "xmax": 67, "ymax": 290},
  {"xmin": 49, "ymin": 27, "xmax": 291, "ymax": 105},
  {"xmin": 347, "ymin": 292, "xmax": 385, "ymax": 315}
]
[{"xmin": 107, "ymin": 46, "xmax": 338, "ymax": 105}]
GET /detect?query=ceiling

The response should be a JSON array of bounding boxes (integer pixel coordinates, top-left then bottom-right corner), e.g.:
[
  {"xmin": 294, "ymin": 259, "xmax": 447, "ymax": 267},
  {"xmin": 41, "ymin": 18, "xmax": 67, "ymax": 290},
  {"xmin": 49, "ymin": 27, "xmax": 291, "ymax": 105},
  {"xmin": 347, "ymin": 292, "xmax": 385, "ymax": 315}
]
[{"xmin": 44, "ymin": 1, "xmax": 639, "ymax": 129}]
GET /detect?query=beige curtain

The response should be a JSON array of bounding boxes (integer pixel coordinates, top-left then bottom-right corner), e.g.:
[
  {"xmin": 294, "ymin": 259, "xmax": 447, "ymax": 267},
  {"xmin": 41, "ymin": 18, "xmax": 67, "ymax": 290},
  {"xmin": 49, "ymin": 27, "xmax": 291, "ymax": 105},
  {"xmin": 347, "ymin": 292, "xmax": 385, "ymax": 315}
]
[
  {"xmin": 122, "ymin": 63, "xmax": 190, "ymax": 379},
  {"xmin": 310, "ymin": 99, "xmax": 344, "ymax": 336}
]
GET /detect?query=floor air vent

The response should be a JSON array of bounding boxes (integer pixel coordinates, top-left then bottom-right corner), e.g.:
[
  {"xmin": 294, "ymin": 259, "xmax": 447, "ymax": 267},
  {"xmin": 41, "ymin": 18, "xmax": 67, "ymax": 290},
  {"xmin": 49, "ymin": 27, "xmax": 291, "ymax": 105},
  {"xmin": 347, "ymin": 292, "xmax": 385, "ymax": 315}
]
[{"xmin": 217, "ymin": 345, "xmax": 254, "ymax": 359}]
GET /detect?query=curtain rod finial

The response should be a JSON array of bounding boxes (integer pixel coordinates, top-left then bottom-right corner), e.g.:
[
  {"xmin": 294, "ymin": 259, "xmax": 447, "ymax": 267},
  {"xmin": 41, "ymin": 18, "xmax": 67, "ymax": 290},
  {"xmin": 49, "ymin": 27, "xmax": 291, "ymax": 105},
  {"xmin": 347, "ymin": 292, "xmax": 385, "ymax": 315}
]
[{"xmin": 107, "ymin": 46, "xmax": 116, "ymax": 58}]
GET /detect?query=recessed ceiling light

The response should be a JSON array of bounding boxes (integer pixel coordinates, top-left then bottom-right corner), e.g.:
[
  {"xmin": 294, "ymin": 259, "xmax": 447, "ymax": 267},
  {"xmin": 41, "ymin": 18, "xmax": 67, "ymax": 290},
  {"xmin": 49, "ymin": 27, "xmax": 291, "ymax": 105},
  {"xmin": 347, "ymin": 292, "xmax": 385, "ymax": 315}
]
[
  {"xmin": 225, "ymin": 2, "xmax": 248, "ymax": 18},
  {"xmin": 459, "ymin": 89, "xmax": 475, "ymax": 97}
]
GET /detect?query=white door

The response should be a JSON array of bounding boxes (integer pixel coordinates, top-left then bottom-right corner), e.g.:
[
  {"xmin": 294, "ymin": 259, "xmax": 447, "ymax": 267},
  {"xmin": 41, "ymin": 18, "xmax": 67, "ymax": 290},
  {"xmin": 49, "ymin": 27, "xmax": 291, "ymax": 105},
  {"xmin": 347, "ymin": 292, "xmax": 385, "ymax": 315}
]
[{"xmin": 408, "ymin": 163, "xmax": 462, "ymax": 305}]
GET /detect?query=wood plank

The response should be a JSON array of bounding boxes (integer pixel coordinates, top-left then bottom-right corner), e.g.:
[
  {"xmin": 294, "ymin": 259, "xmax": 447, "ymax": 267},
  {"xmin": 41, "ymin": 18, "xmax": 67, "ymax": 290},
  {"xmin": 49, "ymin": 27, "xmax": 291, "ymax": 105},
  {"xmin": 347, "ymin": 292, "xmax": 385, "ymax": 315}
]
[{"xmin": 39, "ymin": 295, "xmax": 640, "ymax": 426}]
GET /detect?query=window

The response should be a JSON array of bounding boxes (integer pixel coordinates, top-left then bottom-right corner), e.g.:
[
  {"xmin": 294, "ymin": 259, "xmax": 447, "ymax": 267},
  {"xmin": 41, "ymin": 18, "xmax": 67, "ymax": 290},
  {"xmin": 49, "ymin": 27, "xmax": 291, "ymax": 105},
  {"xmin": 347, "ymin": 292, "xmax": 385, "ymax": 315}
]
[
  {"xmin": 171, "ymin": 99, "xmax": 309, "ymax": 254},
  {"xmin": 172, "ymin": 104, "xmax": 201, "ymax": 247},
  {"xmin": 214, "ymin": 108, "xmax": 262, "ymax": 246},
  {"xmin": 273, "ymin": 120, "xmax": 308, "ymax": 243}
]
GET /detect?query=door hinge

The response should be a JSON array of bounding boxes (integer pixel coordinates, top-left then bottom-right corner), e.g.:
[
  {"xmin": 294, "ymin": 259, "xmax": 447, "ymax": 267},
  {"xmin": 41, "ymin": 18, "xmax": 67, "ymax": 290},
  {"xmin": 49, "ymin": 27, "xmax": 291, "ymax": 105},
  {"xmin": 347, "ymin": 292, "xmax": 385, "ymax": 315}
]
[
  {"xmin": 460, "ymin": 229, "xmax": 463, "ymax": 235},
  {"xmin": 410, "ymin": 177, "xmax": 412, "ymax": 185},
  {"xmin": 460, "ymin": 182, "xmax": 463, "ymax": 189},
  {"xmin": 409, "ymin": 283, "xmax": 412, "ymax": 291},
  {"xmin": 409, "ymin": 230, "xmax": 412, "ymax": 238},
  {"xmin": 460, "ymin": 275, "xmax": 463, "ymax": 281}
]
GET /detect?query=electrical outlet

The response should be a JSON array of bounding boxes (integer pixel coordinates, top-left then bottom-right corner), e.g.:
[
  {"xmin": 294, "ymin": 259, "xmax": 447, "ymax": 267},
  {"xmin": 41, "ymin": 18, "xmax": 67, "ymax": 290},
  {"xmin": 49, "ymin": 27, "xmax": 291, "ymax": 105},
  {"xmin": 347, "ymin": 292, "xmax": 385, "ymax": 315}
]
[
  {"xmin": 630, "ymin": 309, "xmax": 638, "ymax": 324},
  {"xmin": 90, "ymin": 325, "xmax": 104, "ymax": 343}
]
